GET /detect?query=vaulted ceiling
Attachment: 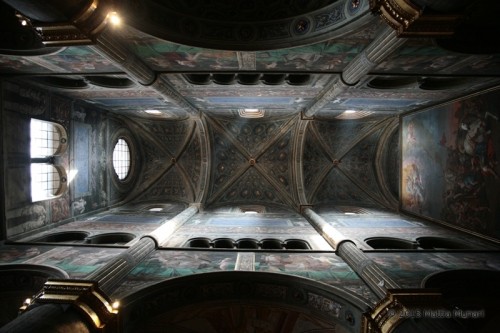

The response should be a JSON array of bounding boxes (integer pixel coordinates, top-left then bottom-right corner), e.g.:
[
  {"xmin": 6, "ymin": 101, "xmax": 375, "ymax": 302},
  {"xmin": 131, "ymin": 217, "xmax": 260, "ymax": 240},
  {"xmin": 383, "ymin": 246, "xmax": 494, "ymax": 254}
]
[{"xmin": 2, "ymin": 0, "xmax": 500, "ymax": 211}]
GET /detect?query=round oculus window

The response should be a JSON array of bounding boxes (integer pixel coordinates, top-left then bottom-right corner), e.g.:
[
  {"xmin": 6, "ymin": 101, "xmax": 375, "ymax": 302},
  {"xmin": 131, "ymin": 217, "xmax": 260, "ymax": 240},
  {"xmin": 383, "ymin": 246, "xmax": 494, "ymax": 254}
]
[{"xmin": 112, "ymin": 138, "xmax": 131, "ymax": 180}]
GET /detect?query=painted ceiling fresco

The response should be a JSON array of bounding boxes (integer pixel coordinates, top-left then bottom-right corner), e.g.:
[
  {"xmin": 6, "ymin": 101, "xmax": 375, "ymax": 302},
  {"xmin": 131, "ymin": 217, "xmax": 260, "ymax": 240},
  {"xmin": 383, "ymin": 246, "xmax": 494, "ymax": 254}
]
[
  {"xmin": 1, "ymin": 19, "xmax": 500, "ymax": 118},
  {"xmin": 1, "ymin": 0, "xmax": 500, "ymax": 216}
]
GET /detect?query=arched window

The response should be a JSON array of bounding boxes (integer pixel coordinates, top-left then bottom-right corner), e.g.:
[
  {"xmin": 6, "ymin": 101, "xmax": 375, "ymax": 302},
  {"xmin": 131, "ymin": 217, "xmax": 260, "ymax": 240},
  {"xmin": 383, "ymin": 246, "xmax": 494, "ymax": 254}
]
[{"xmin": 30, "ymin": 119, "xmax": 68, "ymax": 202}]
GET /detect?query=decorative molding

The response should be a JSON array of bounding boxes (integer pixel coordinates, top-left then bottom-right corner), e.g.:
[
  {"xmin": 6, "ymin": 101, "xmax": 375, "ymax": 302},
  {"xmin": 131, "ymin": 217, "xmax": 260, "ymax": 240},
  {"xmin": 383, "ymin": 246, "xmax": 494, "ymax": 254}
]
[
  {"xmin": 120, "ymin": 271, "xmax": 370, "ymax": 332},
  {"xmin": 22, "ymin": 279, "xmax": 118, "ymax": 331},
  {"xmin": 304, "ymin": 77, "xmax": 346, "ymax": 118},
  {"xmin": 399, "ymin": 13, "xmax": 463, "ymax": 37},
  {"xmin": 369, "ymin": 0, "xmax": 422, "ymax": 34},
  {"xmin": 374, "ymin": 117, "xmax": 399, "ymax": 209},
  {"xmin": 294, "ymin": 119, "xmax": 311, "ymax": 205},
  {"xmin": 342, "ymin": 25, "xmax": 405, "ymax": 85},
  {"xmin": 302, "ymin": 208, "xmax": 349, "ymax": 250},
  {"xmin": 363, "ymin": 289, "xmax": 446, "ymax": 333},
  {"xmin": 237, "ymin": 52, "xmax": 257, "ymax": 70},
  {"xmin": 192, "ymin": 117, "xmax": 211, "ymax": 203},
  {"xmin": 120, "ymin": 0, "xmax": 374, "ymax": 51},
  {"xmin": 31, "ymin": 0, "xmax": 113, "ymax": 47},
  {"xmin": 337, "ymin": 242, "xmax": 400, "ymax": 298},
  {"xmin": 92, "ymin": 29, "xmax": 156, "ymax": 86},
  {"xmin": 369, "ymin": 0, "xmax": 463, "ymax": 37}
]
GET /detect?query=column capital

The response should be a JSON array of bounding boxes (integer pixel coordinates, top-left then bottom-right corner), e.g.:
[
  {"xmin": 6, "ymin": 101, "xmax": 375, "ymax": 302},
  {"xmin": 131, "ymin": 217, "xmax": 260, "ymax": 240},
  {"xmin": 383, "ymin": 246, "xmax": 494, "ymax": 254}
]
[
  {"xmin": 369, "ymin": 0, "xmax": 422, "ymax": 34},
  {"xmin": 362, "ymin": 288, "xmax": 448, "ymax": 333},
  {"xmin": 369, "ymin": 0, "xmax": 463, "ymax": 37},
  {"xmin": 21, "ymin": 279, "xmax": 118, "ymax": 331},
  {"xmin": 27, "ymin": 0, "xmax": 115, "ymax": 47}
]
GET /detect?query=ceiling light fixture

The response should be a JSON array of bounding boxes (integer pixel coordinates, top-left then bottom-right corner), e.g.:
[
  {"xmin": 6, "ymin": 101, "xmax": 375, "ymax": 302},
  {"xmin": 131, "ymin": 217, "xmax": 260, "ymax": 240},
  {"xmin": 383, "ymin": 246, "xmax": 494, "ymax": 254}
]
[
  {"xmin": 238, "ymin": 109, "xmax": 265, "ymax": 118},
  {"xmin": 144, "ymin": 109, "xmax": 162, "ymax": 114},
  {"xmin": 108, "ymin": 11, "xmax": 122, "ymax": 26},
  {"xmin": 336, "ymin": 110, "xmax": 374, "ymax": 120}
]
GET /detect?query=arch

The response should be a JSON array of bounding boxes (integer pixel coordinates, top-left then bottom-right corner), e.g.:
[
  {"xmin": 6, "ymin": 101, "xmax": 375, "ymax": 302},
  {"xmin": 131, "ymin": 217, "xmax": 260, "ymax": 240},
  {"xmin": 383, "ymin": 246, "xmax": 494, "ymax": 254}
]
[
  {"xmin": 374, "ymin": 117, "xmax": 400, "ymax": 209},
  {"xmin": 416, "ymin": 236, "xmax": 472, "ymax": 250},
  {"xmin": 120, "ymin": 0, "xmax": 375, "ymax": 51},
  {"xmin": 421, "ymin": 269, "xmax": 500, "ymax": 333},
  {"xmin": 32, "ymin": 76, "xmax": 88, "ymax": 89},
  {"xmin": 367, "ymin": 76, "xmax": 418, "ymax": 89},
  {"xmin": 119, "ymin": 271, "xmax": 370, "ymax": 333},
  {"xmin": 284, "ymin": 238, "xmax": 311, "ymax": 249},
  {"xmin": 30, "ymin": 118, "xmax": 69, "ymax": 202},
  {"xmin": 85, "ymin": 232, "xmax": 136, "ymax": 245},
  {"xmin": 33, "ymin": 231, "xmax": 89, "ymax": 243},
  {"xmin": 0, "ymin": 264, "xmax": 69, "ymax": 327},
  {"xmin": 365, "ymin": 237, "xmax": 418, "ymax": 249}
]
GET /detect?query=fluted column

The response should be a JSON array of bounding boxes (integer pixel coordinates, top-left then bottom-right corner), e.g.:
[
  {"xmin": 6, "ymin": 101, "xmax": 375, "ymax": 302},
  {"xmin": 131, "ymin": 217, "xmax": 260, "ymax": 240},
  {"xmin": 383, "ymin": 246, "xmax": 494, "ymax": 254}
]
[
  {"xmin": 304, "ymin": 25, "xmax": 407, "ymax": 118},
  {"xmin": 91, "ymin": 28, "xmax": 200, "ymax": 118},
  {"xmin": 92, "ymin": 29, "xmax": 156, "ymax": 86},
  {"xmin": 304, "ymin": 208, "xmax": 467, "ymax": 332},
  {"xmin": 147, "ymin": 205, "xmax": 199, "ymax": 246},
  {"xmin": 86, "ymin": 205, "xmax": 199, "ymax": 294},
  {"xmin": 0, "ymin": 205, "xmax": 198, "ymax": 332},
  {"xmin": 303, "ymin": 208, "xmax": 400, "ymax": 298},
  {"xmin": 337, "ymin": 241, "xmax": 400, "ymax": 298},
  {"xmin": 341, "ymin": 25, "xmax": 406, "ymax": 85},
  {"xmin": 302, "ymin": 208, "xmax": 349, "ymax": 249}
]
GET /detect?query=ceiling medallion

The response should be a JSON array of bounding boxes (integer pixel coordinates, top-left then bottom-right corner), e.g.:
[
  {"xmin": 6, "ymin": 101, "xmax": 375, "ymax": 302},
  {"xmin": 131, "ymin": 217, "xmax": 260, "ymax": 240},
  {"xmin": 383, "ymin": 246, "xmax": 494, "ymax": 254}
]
[
  {"xmin": 293, "ymin": 18, "xmax": 311, "ymax": 35},
  {"xmin": 351, "ymin": 0, "xmax": 361, "ymax": 8},
  {"xmin": 349, "ymin": 0, "xmax": 362, "ymax": 13}
]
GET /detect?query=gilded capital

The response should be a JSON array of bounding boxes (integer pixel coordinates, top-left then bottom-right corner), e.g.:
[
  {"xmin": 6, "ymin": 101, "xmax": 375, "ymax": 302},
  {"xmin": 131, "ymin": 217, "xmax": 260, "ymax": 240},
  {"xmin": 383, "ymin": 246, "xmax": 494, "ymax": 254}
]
[{"xmin": 369, "ymin": 0, "xmax": 422, "ymax": 34}]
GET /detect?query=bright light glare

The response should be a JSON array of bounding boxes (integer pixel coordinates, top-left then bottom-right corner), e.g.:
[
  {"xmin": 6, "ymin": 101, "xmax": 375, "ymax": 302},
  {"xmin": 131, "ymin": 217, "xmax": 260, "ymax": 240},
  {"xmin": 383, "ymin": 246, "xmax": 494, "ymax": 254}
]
[
  {"xmin": 244, "ymin": 109, "xmax": 260, "ymax": 113},
  {"xmin": 344, "ymin": 110, "xmax": 357, "ymax": 114},
  {"xmin": 21, "ymin": 20, "xmax": 28, "ymax": 26},
  {"xmin": 67, "ymin": 169, "xmax": 79, "ymax": 184},
  {"xmin": 108, "ymin": 12, "xmax": 122, "ymax": 26},
  {"xmin": 145, "ymin": 109, "xmax": 162, "ymax": 114}
]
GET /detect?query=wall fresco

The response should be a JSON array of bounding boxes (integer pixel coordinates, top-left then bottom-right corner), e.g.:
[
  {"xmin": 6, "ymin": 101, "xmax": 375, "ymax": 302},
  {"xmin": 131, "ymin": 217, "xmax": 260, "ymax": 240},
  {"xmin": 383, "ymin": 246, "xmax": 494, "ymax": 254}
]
[
  {"xmin": 368, "ymin": 252, "xmax": 500, "ymax": 289},
  {"xmin": 73, "ymin": 121, "xmax": 91, "ymax": 197},
  {"xmin": 376, "ymin": 41, "xmax": 500, "ymax": 75},
  {"xmin": 113, "ymin": 250, "xmax": 376, "ymax": 304},
  {"xmin": 401, "ymin": 89, "xmax": 500, "ymax": 240},
  {"xmin": 161, "ymin": 211, "xmax": 332, "ymax": 250},
  {"xmin": 0, "ymin": 245, "xmax": 51, "ymax": 263},
  {"xmin": 125, "ymin": 28, "xmax": 367, "ymax": 72},
  {"xmin": 22, "ymin": 246, "xmax": 123, "ymax": 278},
  {"xmin": 315, "ymin": 207, "xmax": 498, "ymax": 250},
  {"xmin": 0, "ymin": 245, "xmax": 122, "ymax": 278},
  {"xmin": 1, "ymin": 81, "xmax": 110, "ymax": 237}
]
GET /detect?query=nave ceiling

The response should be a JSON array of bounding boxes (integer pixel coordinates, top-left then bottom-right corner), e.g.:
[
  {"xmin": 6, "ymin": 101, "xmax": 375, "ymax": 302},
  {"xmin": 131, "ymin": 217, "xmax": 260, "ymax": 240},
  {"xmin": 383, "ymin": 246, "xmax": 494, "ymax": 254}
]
[{"xmin": 1, "ymin": 0, "xmax": 500, "ymax": 210}]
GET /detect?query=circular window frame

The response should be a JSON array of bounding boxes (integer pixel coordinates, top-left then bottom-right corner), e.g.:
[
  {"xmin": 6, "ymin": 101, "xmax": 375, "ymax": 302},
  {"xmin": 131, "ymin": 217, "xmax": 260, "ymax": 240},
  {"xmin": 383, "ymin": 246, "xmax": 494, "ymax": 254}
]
[
  {"xmin": 112, "ymin": 137, "xmax": 132, "ymax": 181},
  {"xmin": 109, "ymin": 129, "xmax": 137, "ymax": 190}
]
